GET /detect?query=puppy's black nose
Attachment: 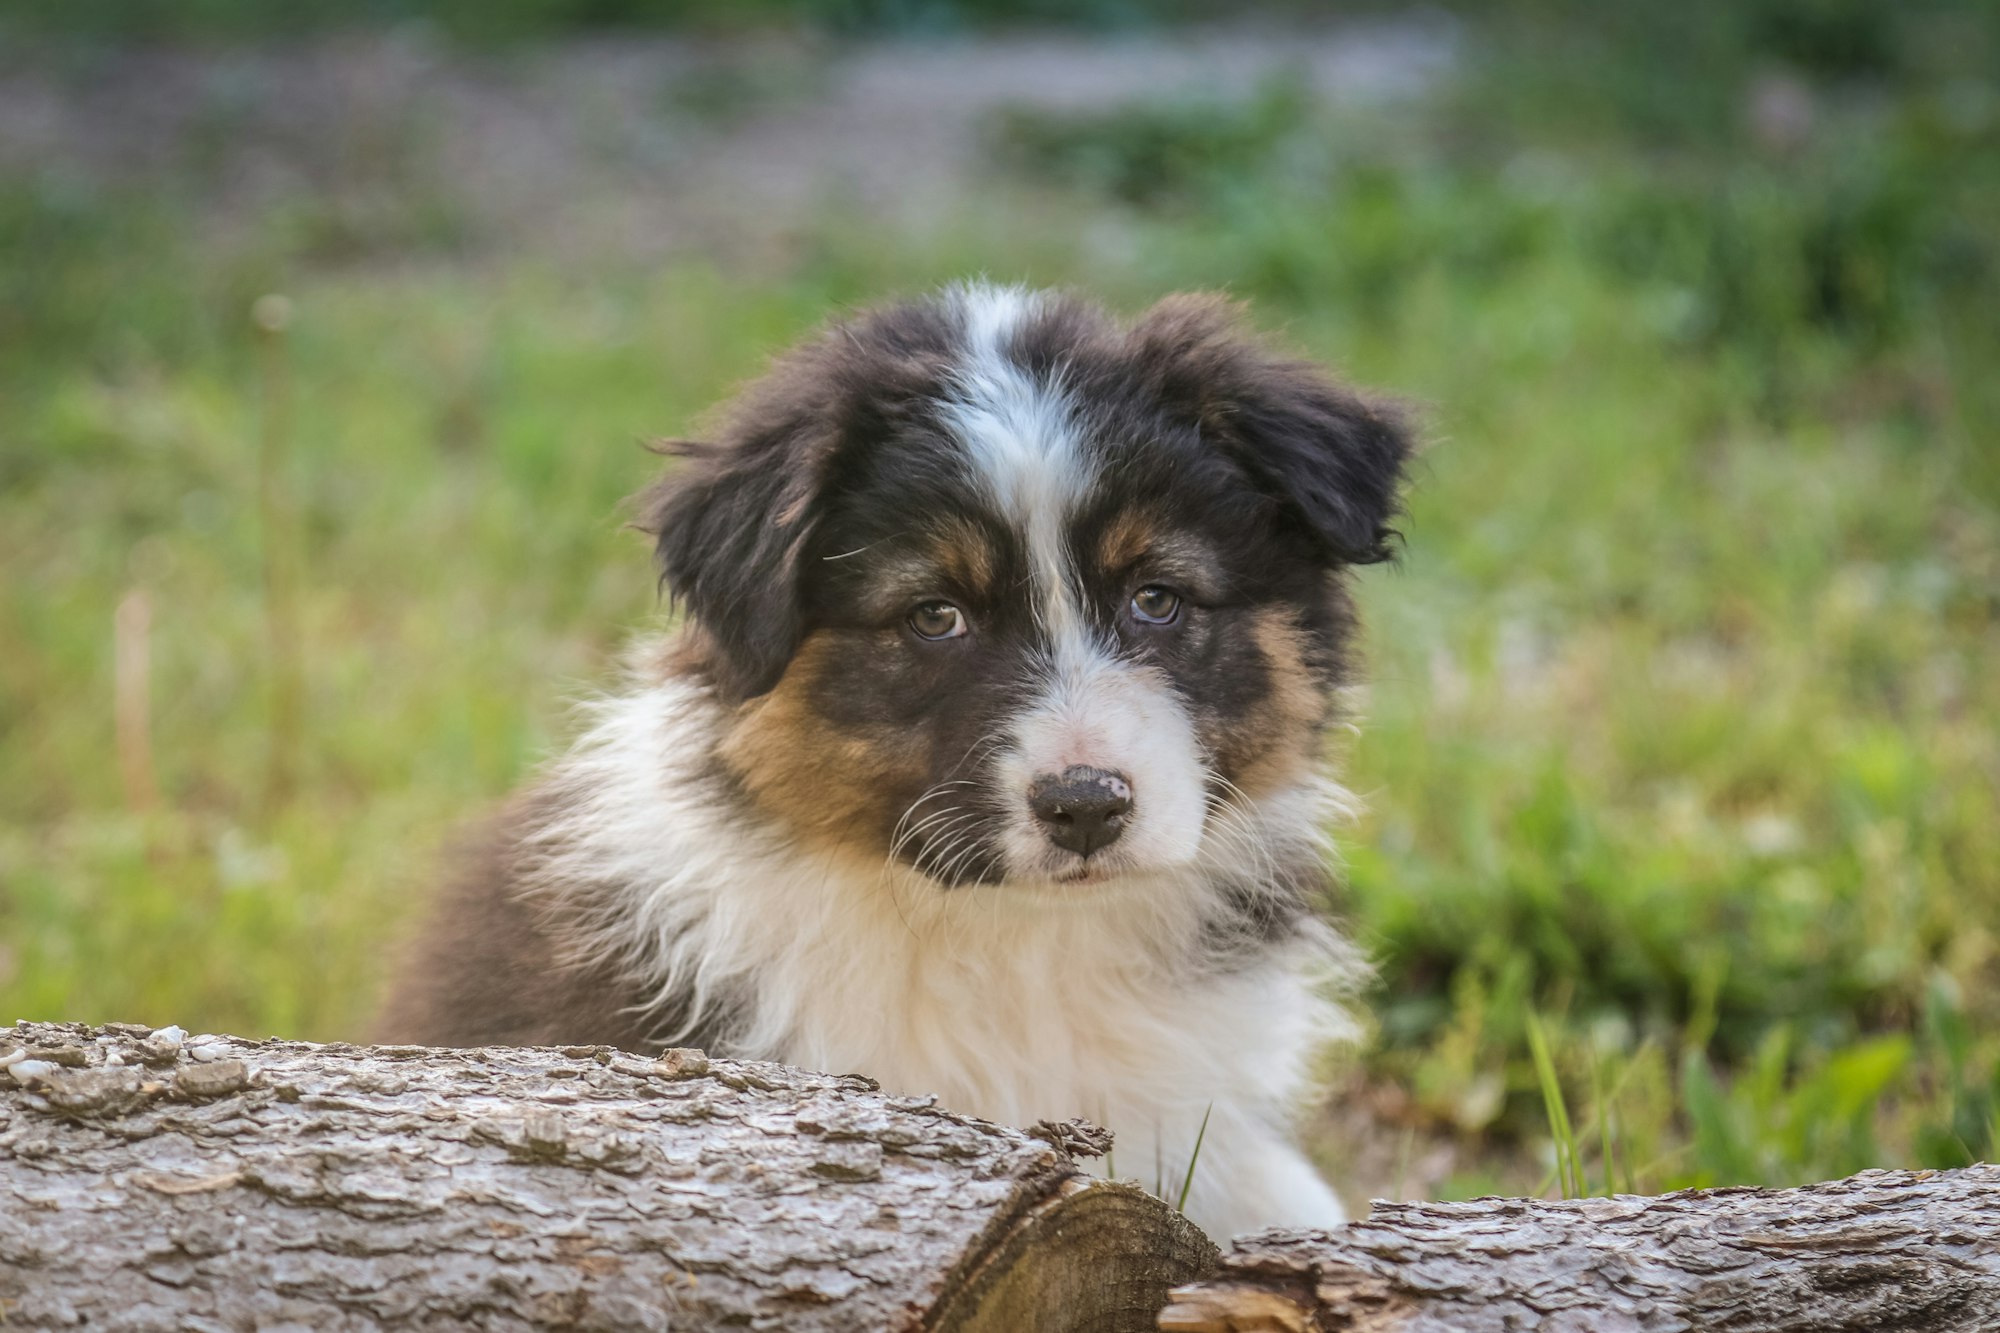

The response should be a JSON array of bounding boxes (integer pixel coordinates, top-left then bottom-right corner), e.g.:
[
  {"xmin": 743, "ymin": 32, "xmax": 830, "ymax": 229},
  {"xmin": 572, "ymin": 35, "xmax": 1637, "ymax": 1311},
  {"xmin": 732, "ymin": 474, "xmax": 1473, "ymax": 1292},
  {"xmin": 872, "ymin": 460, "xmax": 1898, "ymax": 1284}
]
[{"xmin": 1029, "ymin": 766, "xmax": 1133, "ymax": 858}]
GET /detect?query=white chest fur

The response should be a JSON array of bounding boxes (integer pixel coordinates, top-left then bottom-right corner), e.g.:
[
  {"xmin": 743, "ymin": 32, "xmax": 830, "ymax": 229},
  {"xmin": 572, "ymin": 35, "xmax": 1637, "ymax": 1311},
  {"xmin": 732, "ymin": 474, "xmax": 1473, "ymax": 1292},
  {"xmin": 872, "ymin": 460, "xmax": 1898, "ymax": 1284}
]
[{"xmin": 523, "ymin": 677, "xmax": 1354, "ymax": 1237}]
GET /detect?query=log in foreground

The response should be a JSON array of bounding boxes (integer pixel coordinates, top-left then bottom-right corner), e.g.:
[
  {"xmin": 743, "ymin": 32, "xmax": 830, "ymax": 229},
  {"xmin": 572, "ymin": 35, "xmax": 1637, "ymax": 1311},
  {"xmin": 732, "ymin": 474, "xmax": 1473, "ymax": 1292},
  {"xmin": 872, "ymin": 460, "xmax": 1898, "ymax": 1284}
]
[
  {"xmin": 0, "ymin": 1021, "xmax": 1215, "ymax": 1331},
  {"xmin": 1161, "ymin": 1163, "xmax": 2000, "ymax": 1333},
  {"xmin": 12, "ymin": 1021, "xmax": 1994, "ymax": 1333}
]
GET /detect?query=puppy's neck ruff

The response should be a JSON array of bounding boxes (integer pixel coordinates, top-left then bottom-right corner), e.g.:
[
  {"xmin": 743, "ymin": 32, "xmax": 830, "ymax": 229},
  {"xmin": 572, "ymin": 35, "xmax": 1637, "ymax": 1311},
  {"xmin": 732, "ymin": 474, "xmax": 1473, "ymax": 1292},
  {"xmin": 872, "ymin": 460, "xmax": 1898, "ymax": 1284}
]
[{"xmin": 518, "ymin": 669, "xmax": 1360, "ymax": 1234}]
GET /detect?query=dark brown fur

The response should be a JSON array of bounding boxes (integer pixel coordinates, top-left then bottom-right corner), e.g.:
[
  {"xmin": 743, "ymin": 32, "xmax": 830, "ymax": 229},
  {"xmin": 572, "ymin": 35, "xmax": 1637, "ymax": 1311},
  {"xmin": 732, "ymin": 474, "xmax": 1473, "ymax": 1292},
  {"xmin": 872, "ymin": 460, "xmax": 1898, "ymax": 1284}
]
[{"xmin": 375, "ymin": 805, "xmax": 662, "ymax": 1049}]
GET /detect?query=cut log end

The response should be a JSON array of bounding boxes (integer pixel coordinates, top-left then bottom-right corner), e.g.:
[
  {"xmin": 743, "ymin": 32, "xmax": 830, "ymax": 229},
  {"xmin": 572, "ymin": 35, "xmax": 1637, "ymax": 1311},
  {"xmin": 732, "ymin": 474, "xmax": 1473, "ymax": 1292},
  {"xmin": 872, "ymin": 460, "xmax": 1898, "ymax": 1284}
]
[{"xmin": 941, "ymin": 1177, "xmax": 1218, "ymax": 1333}]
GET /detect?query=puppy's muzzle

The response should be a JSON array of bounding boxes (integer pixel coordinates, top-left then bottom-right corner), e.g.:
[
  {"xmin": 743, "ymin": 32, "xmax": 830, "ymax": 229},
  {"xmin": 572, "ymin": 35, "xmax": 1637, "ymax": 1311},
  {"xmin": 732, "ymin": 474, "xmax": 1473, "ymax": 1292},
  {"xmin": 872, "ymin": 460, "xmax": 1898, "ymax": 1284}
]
[{"xmin": 1028, "ymin": 765, "xmax": 1133, "ymax": 858}]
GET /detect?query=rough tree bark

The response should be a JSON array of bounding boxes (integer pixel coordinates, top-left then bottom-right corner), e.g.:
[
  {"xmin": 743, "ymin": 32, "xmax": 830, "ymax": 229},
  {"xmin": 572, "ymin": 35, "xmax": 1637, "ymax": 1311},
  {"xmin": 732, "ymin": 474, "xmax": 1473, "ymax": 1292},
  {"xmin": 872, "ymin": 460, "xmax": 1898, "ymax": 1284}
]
[
  {"xmin": 1159, "ymin": 1164, "xmax": 2000, "ymax": 1333},
  {"xmin": 10, "ymin": 1022, "xmax": 1997, "ymax": 1333},
  {"xmin": 0, "ymin": 1021, "xmax": 1215, "ymax": 1332}
]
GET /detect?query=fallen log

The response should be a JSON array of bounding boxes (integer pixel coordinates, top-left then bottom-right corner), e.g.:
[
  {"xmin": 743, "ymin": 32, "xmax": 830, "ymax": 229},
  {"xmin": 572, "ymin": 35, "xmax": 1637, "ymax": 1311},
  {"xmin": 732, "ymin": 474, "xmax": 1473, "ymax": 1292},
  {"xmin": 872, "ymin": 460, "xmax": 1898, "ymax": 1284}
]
[
  {"xmin": 0, "ymin": 1021, "xmax": 1215, "ymax": 1331},
  {"xmin": 13, "ymin": 1021, "xmax": 1993, "ymax": 1333},
  {"xmin": 1159, "ymin": 1163, "xmax": 2000, "ymax": 1333}
]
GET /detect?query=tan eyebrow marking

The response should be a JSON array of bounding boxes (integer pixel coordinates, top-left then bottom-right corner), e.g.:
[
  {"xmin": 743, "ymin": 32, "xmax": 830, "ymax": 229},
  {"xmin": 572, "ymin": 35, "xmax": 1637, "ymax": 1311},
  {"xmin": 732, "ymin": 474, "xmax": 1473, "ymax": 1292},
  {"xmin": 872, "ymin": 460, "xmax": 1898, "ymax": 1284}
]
[
  {"xmin": 845, "ymin": 519, "xmax": 1003, "ymax": 622},
  {"xmin": 1097, "ymin": 508, "xmax": 1161, "ymax": 575},
  {"xmin": 1094, "ymin": 510, "xmax": 1226, "ymax": 599},
  {"xmin": 923, "ymin": 514, "xmax": 1000, "ymax": 600}
]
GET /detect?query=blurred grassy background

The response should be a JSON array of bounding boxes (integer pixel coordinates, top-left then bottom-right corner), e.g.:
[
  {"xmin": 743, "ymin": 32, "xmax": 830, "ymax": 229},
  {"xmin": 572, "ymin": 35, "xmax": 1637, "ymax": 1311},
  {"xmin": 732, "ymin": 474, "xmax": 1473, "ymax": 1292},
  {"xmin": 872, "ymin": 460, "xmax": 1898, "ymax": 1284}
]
[{"xmin": 2, "ymin": 0, "xmax": 1996, "ymax": 1204}]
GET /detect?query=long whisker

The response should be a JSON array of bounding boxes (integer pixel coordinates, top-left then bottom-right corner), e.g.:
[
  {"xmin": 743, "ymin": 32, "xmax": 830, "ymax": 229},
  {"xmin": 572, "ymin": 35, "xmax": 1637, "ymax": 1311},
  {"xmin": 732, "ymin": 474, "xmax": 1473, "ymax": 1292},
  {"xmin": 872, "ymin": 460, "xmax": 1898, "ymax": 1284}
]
[
  {"xmin": 937, "ymin": 819, "xmax": 996, "ymax": 891},
  {"xmin": 876, "ymin": 800, "xmax": 984, "ymax": 944},
  {"xmin": 882, "ymin": 728, "xmax": 1008, "ymax": 869},
  {"xmin": 1201, "ymin": 771, "xmax": 1283, "ymax": 886},
  {"xmin": 879, "ymin": 727, "xmax": 1011, "ymax": 889},
  {"xmin": 888, "ymin": 780, "xmax": 975, "ymax": 846},
  {"xmin": 877, "ymin": 783, "xmax": 982, "ymax": 944},
  {"xmin": 889, "ymin": 802, "xmax": 977, "ymax": 863},
  {"xmin": 940, "ymin": 820, "xmax": 996, "ymax": 880},
  {"xmin": 910, "ymin": 813, "xmax": 984, "ymax": 872}
]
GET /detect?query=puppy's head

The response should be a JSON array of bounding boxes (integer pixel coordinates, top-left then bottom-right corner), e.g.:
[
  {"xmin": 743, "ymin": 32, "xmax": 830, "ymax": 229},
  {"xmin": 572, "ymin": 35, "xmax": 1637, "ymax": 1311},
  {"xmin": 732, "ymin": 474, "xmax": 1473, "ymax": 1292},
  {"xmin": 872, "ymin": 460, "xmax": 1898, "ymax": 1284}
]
[{"xmin": 645, "ymin": 286, "xmax": 1411, "ymax": 889}]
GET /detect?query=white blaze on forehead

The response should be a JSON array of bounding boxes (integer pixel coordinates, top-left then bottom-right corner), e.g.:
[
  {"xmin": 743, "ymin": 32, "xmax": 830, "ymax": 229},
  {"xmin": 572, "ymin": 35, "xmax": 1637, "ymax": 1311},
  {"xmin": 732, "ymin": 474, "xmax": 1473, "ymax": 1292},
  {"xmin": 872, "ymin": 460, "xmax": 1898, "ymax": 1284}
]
[
  {"xmin": 939, "ymin": 284, "xmax": 1092, "ymax": 636},
  {"xmin": 938, "ymin": 291, "xmax": 1208, "ymax": 876}
]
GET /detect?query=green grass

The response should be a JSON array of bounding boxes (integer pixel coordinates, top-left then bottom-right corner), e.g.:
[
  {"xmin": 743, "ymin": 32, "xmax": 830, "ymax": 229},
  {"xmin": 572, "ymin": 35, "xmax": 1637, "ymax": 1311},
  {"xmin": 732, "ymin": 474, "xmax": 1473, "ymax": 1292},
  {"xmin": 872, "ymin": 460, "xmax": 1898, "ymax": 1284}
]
[
  {"xmin": 2, "ymin": 1, "xmax": 1997, "ymax": 1200},
  {"xmin": 1176, "ymin": 1103, "xmax": 1213, "ymax": 1214},
  {"xmin": 1525, "ymin": 1011, "xmax": 1583, "ymax": 1197}
]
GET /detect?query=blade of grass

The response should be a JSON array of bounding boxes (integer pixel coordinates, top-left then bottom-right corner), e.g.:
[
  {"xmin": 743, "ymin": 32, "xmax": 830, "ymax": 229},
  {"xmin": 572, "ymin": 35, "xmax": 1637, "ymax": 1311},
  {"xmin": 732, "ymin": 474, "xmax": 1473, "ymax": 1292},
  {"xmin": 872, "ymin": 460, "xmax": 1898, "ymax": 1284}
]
[
  {"xmin": 1526, "ymin": 1011, "xmax": 1581, "ymax": 1198},
  {"xmin": 1593, "ymin": 1049, "xmax": 1615, "ymax": 1197},
  {"xmin": 1176, "ymin": 1103, "xmax": 1213, "ymax": 1215}
]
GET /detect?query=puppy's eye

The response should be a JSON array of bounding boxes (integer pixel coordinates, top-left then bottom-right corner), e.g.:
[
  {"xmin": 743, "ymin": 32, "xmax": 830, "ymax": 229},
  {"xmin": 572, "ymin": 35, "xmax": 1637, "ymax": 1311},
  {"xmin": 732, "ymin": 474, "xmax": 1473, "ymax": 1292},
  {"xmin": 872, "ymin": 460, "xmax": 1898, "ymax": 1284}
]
[
  {"xmin": 1129, "ymin": 585, "xmax": 1182, "ymax": 626},
  {"xmin": 908, "ymin": 601, "xmax": 968, "ymax": 640}
]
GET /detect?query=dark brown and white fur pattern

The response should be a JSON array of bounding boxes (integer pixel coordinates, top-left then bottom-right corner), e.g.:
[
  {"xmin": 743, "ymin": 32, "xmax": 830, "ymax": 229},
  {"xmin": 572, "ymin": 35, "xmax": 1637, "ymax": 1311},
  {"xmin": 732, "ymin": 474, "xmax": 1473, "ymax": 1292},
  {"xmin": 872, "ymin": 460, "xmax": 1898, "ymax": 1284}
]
[{"xmin": 380, "ymin": 284, "xmax": 1413, "ymax": 1238}]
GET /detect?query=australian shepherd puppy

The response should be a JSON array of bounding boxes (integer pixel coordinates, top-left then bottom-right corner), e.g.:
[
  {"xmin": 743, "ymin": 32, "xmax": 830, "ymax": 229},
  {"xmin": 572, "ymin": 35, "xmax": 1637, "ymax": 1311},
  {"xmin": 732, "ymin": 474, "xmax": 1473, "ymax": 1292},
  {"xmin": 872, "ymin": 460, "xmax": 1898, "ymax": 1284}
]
[{"xmin": 380, "ymin": 283, "xmax": 1412, "ymax": 1238}]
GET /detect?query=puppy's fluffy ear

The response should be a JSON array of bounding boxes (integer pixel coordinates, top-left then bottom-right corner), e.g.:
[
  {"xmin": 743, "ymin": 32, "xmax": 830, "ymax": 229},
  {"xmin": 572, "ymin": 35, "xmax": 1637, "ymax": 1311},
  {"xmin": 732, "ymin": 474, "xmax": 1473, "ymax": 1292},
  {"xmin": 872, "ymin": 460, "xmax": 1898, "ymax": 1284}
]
[
  {"xmin": 1132, "ymin": 294, "xmax": 1414, "ymax": 566},
  {"xmin": 641, "ymin": 426, "xmax": 827, "ymax": 704},
  {"xmin": 642, "ymin": 302, "xmax": 957, "ymax": 703}
]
